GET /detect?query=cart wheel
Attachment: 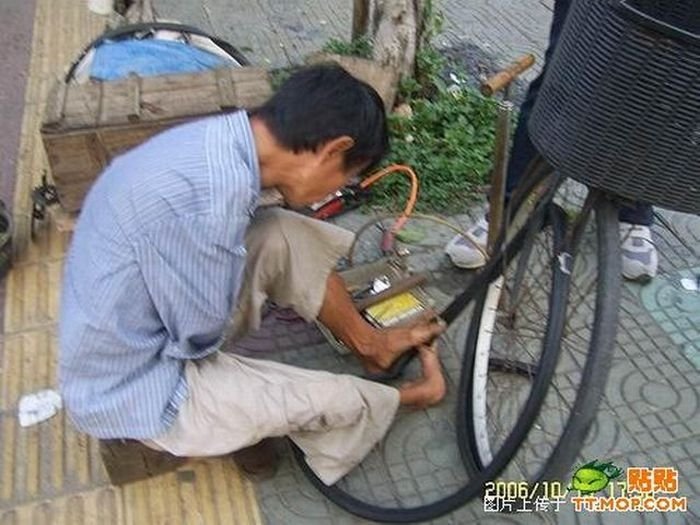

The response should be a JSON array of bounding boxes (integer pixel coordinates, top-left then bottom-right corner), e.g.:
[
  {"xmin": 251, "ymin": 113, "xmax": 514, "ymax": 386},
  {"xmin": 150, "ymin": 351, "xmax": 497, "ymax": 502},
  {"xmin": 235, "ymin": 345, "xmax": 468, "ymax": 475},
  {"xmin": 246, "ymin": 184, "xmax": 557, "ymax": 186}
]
[{"xmin": 30, "ymin": 173, "xmax": 59, "ymax": 241}]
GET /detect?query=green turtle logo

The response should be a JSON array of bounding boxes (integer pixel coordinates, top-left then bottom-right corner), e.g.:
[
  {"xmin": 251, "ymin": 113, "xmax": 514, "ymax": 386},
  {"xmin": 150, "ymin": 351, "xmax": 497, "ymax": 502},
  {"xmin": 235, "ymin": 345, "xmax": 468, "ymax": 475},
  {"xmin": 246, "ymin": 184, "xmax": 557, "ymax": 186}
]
[{"xmin": 569, "ymin": 460, "xmax": 623, "ymax": 495}]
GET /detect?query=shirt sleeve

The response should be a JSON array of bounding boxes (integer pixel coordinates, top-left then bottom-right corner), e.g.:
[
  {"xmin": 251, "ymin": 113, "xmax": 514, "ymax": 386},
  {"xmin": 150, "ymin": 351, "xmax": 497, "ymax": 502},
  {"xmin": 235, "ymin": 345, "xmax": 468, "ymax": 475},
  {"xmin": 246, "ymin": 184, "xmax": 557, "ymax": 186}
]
[{"xmin": 135, "ymin": 213, "xmax": 250, "ymax": 360}]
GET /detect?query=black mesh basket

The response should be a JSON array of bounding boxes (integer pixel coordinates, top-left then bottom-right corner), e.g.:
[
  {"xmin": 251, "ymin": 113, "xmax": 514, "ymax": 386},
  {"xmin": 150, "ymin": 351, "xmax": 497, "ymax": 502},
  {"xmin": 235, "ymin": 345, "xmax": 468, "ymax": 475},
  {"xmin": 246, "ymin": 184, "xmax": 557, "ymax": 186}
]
[{"xmin": 528, "ymin": 0, "xmax": 700, "ymax": 214}]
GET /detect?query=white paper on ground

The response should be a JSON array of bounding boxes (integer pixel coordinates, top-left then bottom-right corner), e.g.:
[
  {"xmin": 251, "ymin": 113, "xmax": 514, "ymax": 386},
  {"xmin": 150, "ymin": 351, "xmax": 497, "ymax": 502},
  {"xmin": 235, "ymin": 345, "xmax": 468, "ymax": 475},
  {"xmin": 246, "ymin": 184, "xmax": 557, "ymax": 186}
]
[
  {"xmin": 680, "ymin": 277, "xmax": 700, "ymax": 292},
  {"xmin": 18, "ymin": 389, "xmax": 63, "ymax": 427}
]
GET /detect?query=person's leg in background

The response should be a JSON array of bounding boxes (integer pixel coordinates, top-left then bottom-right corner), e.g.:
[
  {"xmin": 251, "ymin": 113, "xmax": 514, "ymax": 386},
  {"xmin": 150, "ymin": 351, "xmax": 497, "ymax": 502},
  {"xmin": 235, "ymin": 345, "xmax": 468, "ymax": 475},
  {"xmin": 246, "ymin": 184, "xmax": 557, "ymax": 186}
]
[
  {"xmin": 445, "ymin": 0, "xmax": 657, "ymax": 281},
  {"xmin": 618, "ymin": 202, "xmax": 657, "ymax": 282},
  {"xmin": 445, "ymin": 0, "xmax": 573, "ymax": 270},
  {"xmin": 503, "ymin": 0, "xmax": 572, "ymax": 198}
]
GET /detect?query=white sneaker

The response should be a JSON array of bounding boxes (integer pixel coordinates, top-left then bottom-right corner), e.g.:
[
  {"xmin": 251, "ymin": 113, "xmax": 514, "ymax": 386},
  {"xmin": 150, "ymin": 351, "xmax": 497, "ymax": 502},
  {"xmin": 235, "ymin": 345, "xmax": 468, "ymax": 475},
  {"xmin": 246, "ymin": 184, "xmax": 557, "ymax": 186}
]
[
  {"xmin": 620, "ymin": 222, "xmax": 658, "ymax": 282},
  {"xmin": 445, "ymin": 217, "xmax": 489, "ymax": 269}
]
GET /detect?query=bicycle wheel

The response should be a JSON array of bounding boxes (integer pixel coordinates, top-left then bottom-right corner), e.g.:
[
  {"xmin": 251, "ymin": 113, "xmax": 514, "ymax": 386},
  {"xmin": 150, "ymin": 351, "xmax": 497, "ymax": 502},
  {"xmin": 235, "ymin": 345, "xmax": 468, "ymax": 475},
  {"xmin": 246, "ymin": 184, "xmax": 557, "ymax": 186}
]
[
  {"xmin": 459, "ymin": 177, "xmax": 622, "ymax": 484},
  {"xmin": 288, "ymin": 159, "xmax": 575, "ymax": 523}
]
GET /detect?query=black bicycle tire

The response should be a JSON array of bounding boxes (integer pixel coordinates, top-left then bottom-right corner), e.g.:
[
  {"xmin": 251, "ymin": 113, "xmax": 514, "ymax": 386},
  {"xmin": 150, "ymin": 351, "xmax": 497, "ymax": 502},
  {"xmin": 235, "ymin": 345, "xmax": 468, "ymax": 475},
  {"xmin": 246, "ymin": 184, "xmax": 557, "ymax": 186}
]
[
  {"xmin": 289, "ymin": 168, "xmax": 572, "ymax": 523},
  {"xmin": 529, "ymin": 194, "xmax": 621, "ymax": 483},
  {"xmin": 65, "ymin": 22, "xmax": 250, "ymax": 82},
  {"xmin": 290, "ymin": 241, "xmax": 567, "ymax": 518},
  {"xmin": 289, "ymin": 203, "xmax": 571, "ymax": 522},
  {"xmin": 460, "ymin": 191, "xmax": 621, "ymax": 485}
]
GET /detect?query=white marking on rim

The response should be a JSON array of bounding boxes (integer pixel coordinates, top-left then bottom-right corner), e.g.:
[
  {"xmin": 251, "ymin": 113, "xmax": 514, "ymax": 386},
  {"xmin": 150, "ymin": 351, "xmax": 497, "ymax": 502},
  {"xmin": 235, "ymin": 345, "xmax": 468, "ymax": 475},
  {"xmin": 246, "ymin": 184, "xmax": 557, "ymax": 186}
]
[{"xmin": 472, "ymin": 275, "xmax": 504, "ymax": 466}]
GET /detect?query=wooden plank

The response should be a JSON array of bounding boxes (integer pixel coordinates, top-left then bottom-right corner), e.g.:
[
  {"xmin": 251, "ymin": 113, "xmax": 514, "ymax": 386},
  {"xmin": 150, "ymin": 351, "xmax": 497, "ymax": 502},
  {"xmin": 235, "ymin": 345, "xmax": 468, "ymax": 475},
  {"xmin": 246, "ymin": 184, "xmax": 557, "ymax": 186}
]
[
  {"xmin": 143, "ymin": 69, "xmax": 218, "ymax": 93},
  {"xmin": 42, "ymin": 79, "xmax": 68, "ymax": 129},
  {"xmin": 216, "ymin": 68, "xmax": 238, "ymax": 109},
  {"xmin": 127, "ymin": 74, "xmax": 141, "ymax": 122},
  {"xmin": 98, "ymin": 440, "xmax": 187, "ymax": 486},
  {"xmin": 230, "ymin": 68, "xmax": 272, "ymax": 107},
  {"xmin": 42, "ymin": 135, "xmax": 103, "ymax": 173},
  {"xmin": 55, "ymin": 181, "xmax": 97, "ymax": 213},
  {"xmin": 61, "ymin": 83, "xmax": 101, "ymax": 129},
  {"xmin": 140, "ymin": 86, "xmax": 221, "ymax": 120},
  {"xmin": 40, "ymin": 66, "xmax": 273, "ymax": 212},
  {"xmin": 98, "ymin": 123, "xmax": 167, "ymax": 156},
  {"xmin": 100, "ymin": 81, "xmax": 135, "ymax": 126}
]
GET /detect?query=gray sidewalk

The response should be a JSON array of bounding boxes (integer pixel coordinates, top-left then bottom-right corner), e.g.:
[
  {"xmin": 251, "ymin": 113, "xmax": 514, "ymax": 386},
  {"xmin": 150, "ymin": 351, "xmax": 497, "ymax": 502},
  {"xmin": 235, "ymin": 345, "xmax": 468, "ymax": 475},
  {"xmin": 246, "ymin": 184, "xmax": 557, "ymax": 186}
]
[
  {"xmin": 228, "ymin": 208, "xmax": 700, "ymax": 525},
  {"xmin": 154, "ymin": 0, "xmax": 552, "ymax": 78},
  {"xmin": 154, "ymin": 1, "xmax": 699, "ymax": 524}
]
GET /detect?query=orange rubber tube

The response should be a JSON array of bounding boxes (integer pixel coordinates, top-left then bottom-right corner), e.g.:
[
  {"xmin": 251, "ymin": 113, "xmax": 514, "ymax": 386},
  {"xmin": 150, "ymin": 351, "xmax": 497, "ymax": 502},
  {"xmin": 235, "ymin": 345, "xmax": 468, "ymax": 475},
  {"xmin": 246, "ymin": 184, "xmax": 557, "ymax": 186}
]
[{"xmin": 360, "ymin": 165, "xmax": 419, "ymax": 252}]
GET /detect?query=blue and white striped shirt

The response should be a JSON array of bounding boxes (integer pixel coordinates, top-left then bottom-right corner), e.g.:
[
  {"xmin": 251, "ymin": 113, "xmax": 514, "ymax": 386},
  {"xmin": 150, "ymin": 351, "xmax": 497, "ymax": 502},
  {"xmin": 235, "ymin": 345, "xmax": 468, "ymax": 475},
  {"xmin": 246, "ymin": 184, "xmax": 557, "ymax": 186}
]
[{"xmin": 59, "ymin": 111, "xmax": 260, "ymax": 438}]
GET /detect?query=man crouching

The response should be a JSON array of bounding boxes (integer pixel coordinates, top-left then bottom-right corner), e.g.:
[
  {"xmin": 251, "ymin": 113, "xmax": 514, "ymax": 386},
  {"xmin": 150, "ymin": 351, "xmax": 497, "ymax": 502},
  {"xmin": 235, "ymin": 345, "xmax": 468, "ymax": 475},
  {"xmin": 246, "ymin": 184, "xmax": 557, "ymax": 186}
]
[{"xmin": 59, "ymin": 64, "xmax": 446, "ymax": 486}]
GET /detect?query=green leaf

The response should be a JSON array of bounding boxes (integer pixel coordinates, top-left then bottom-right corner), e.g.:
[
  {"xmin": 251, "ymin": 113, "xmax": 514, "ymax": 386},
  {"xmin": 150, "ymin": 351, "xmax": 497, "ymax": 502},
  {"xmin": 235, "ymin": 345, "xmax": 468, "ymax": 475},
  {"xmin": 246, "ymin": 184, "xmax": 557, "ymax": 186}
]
[{"xmin": 322, "ymin": 36, "xmax": 373, "ymax": 59}]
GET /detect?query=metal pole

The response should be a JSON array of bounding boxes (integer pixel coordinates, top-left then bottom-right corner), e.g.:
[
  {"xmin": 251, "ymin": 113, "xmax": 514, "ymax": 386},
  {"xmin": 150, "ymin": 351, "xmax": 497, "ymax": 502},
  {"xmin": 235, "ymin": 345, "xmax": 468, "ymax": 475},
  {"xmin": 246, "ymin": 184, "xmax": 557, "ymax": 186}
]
[{"xmin": 487, "ymin": 98, "xmax": 514, "ymax": 254}]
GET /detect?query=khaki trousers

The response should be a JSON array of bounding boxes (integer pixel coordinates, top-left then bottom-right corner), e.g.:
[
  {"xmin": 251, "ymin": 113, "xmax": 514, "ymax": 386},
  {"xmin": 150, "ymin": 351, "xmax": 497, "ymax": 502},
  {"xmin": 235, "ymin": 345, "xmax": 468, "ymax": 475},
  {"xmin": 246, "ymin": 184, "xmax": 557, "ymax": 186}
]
[{"xmin": 146, "ymin": 208, "xmax": 399, "ymax": 486}]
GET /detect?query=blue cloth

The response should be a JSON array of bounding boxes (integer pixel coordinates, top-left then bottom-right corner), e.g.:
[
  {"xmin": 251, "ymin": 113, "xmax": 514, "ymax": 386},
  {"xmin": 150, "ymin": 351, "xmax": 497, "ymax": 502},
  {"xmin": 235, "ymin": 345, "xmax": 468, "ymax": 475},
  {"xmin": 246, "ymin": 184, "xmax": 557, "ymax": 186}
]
[
  {"xmin": 90, "ymin": 39, "xmax": 227, "ymax": 81},
  {"xmin": 59, "ymin": 111, "xmax": 261, "ymax": 439}
]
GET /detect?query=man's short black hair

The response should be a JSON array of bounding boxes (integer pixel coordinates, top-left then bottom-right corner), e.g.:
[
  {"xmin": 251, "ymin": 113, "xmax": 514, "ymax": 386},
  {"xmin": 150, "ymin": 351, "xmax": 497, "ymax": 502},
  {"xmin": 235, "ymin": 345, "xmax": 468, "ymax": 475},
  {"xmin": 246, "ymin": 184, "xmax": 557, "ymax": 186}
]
[{"xmin": 251, "ymin": 64, "xmax": 389, "ymax": 171}]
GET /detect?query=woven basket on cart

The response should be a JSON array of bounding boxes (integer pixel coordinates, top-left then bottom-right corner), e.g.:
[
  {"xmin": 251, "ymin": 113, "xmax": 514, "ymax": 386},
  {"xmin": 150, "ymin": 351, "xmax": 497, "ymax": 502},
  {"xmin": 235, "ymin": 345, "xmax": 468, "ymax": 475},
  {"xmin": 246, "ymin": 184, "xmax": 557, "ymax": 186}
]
[
  {"xmin": 40, "ymin": 23, "xmax": 269, "ymax": 213},
  {"xmin": 529, "ymin": 0, "xmax": 700, "ymax": 215}
]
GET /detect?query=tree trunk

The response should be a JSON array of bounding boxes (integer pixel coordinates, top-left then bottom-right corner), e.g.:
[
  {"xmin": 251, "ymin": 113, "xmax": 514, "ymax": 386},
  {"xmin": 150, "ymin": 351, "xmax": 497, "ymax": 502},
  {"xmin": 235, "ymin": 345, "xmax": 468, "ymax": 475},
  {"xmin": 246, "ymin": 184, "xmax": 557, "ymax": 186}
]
[
  {"xmin": 352, "ymin": 0, "xmax": 371, "ymax": 40},
  {"xmin": 353, "ymin": 0, "xmax": 427, "ymax": 82}
]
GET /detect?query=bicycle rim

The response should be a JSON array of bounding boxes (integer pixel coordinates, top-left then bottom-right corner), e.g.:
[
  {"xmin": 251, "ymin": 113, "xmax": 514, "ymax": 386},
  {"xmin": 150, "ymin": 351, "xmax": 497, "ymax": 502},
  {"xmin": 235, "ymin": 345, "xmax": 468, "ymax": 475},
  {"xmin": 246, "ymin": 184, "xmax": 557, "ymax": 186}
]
[
  {"xmin": 460, "ymin": 179, "xmax": 621, "ymax": 485},
  {"xmin": 463, "ymin": 203, "xmax": 568, "ymax": 471}
]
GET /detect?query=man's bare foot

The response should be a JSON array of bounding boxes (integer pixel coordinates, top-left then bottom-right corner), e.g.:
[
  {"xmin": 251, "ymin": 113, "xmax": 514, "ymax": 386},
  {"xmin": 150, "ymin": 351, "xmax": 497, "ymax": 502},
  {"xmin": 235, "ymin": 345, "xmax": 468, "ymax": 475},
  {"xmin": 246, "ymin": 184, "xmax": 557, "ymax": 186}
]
[
  {"xmin": 398, "ymin": 343, "xmax": 446, "ymax": 409},
  {"xmin": 359, "ymin": 313, "xmax": 446, "ymax": 374}
]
